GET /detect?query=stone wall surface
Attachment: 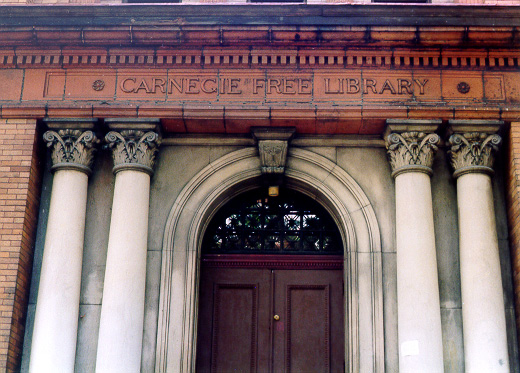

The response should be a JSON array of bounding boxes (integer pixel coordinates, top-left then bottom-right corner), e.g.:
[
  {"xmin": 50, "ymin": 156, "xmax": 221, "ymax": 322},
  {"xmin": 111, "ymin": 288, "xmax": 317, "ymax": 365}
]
[{"xmin": 0, "ymin": 119, "xmax": 41, "ymax": 372}]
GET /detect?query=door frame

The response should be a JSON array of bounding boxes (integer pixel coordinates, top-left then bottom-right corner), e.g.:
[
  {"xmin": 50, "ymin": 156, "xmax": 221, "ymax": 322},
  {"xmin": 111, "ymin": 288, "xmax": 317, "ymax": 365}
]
[{"xmin": 156, "ymin": 148, "xmax": 384, "ymax": 373}]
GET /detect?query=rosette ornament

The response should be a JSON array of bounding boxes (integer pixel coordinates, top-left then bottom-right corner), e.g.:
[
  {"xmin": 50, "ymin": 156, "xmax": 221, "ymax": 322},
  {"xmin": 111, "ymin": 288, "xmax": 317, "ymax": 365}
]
[
  {"xmin": 43, "ymin": 129, "xmax": 98, "ymax": 174},
  {"xmin": 105, "ymin": 130, "xmax": 161, "ymax": 175},
  {"xmin": 448, "ymin": 132, "xmax": 502, "ymax": 178},
  {"xmin": 386, "ymin": 131, "xmax": 440, "ymax": 177}
]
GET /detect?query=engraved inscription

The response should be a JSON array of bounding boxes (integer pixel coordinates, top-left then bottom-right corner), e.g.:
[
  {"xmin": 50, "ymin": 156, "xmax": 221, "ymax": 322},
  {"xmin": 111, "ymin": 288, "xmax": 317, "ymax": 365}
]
[{"xmin": 118, "ymin": 75, "xmax": 429, "ymax": 96}]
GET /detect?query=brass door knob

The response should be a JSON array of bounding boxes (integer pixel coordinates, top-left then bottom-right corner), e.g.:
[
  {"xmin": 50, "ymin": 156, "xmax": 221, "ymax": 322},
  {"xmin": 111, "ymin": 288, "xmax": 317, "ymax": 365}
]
[{"xmin": 273, "ymin": 315, "xmax": 280, "ymax": 321}]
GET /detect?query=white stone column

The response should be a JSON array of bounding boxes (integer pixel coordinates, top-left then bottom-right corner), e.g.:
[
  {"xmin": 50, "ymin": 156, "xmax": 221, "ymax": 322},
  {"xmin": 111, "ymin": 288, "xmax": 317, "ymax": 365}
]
[
  {"xmin": 30, "ymin": 120, "xmax": 98, "ymax": 372},
  {"xmin": 448, "ymin": 121, "xmax": 509, "ymax": 372},
  {"xmin": 96, "ymin": 120, "xmax": 160, "ymax": 372},
  {"xmin": 385, "ymin": 120, "xmax": 444, "ymax": 372}
]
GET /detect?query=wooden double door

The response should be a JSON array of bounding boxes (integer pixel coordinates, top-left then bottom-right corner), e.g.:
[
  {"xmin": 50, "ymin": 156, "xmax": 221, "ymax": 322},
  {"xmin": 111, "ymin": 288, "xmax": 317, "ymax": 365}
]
[{"xmin": 196, "ymin": 256, "xmax": 344, "ymax": 372}]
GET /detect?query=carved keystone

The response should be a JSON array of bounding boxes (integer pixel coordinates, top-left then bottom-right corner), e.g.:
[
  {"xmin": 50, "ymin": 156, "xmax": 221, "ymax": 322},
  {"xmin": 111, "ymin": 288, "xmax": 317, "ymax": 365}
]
[
  {"xmin": 385, "ymin": 119, "xmax": 441, "ymax": 178},
  {"xmin": 447, "ymin": 120, "xmax": 503, "ymax": 178},
  {"xmin": 252, "ymin": 127, "xmax": 295, "ymax": 175},
  {"xmin": 43, "ymin": 118, "xmax": 99, "ymax": 175}
]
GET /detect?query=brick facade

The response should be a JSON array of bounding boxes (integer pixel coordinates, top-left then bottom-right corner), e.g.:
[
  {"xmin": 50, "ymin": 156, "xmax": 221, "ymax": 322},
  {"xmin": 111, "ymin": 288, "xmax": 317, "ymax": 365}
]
[
  {"xmin": 0, "ymin": 119, "xmax": 41, "ymax": 372},
  {"xmin": 508, "ymin": 122, "xmax": 520, "ymax": 348}
]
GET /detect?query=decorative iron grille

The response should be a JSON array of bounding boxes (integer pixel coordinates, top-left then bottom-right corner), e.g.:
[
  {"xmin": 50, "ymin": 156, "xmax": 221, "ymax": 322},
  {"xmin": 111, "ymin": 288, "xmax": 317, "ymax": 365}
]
[{"xmin": 202, "ymin": 188, "xmax": 342, "ymax": 254}]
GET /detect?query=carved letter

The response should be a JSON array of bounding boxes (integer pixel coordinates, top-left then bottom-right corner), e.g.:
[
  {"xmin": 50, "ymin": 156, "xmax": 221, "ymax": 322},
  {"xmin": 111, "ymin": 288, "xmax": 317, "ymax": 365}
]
[
  {"xmin": 135, "ymin": 79, "xmax": 152, "ymax": 93},
  {"xmin": 298, "ymin": 78, "xmax": 312, "ymax": 94},
  {"xmin": 414, "ymin": 79, "xmax": 428, "ymax": 95},
  {"xmin": 152, "ymin": 78, "xmax": 166, "ymax": 94},
  {"xmin": 267, "ymin": 78, "xmax": 282, "ymax": 94},
  {"xmin": 229, "ymin": 78, "xmax": 242, "ymax": 94},
  {"xmin": 346, "ymin": 78, "xmax": 360, "ymax": 94},
  {"xmin": 201, "ymin": 78, "xmax": 217, "ymax": 94},
  {"xmin": 121, "ymin": 78, "xmax": 136, "ymax": 93},
  {"xmin": 253, "ymin": 78, "xmax": 264, "ymax": 94},
  {"xmin": 379, "ymin": 79, "xmax": 396, "ymax": 95},
  {"xmin": 168, "ymin": 78, "xmax": 184, "ymax": 94},
  {"xmin": 186, "ymin": 78, "xmax": 200, "ymax": 94},
  {"xmin": 398, "ymin": 79, "xmax": 413, "ymax": 94},
  {"xmin": 324, "ymin": 78, "xmax": 341, "ymax": 94},
  {"xmin": 363, "ymin": 79, "xmax": 377, "ymax": 94},
  {"xmin": 283, "ymin": 79, "xmax": 296, "ymax": 94}
]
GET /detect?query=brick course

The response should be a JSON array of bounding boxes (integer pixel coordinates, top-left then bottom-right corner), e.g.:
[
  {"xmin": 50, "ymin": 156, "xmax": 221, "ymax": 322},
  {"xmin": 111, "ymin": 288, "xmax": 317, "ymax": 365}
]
[{"xmin": 0, "ymin": 119, "xmax": 42, "ymax": 372}]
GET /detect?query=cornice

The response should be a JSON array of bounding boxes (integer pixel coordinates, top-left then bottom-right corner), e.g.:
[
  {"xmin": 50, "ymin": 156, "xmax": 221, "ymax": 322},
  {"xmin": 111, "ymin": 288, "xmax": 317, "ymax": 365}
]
[
  {"xmin": 0, "ymin": 26, "xmax": 518, "ymax": 49},
  {"xmin": 0, "ymin": 6, "xmax": 520, "ymax": 49},
  {"xmin": 1, "ymin": 5, "xmax": 520, "ymax": 28}
]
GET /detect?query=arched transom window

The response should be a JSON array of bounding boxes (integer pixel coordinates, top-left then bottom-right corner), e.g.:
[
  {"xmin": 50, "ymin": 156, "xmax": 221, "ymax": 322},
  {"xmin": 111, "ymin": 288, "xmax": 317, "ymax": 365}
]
[{"xmin": 202, "ymin": 188, "xmax": 342, "ymax": 255}]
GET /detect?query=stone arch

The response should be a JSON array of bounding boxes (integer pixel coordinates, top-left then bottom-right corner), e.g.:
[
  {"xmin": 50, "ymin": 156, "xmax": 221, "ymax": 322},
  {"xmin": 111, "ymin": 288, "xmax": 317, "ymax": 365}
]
[{"xmin": 155, "ymin": 147, "xmax": 384, "ymax": 373}]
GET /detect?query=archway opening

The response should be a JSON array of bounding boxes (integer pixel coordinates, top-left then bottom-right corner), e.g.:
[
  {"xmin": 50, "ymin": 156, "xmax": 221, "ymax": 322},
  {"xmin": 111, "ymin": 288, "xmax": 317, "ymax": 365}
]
[{"xmin": 195, "ymin": 187, "xmax": 345, "ymax": 372}]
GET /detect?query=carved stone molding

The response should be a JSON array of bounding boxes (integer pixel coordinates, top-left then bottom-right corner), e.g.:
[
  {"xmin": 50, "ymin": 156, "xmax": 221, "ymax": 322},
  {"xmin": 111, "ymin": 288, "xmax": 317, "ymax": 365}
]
[
  {"xmin": 448, "ymin": 132, "xmax": 502, "ymax": 178},
  {"xmin": 105, "ymin": 130, "xmax": 161, "ymax": 175},
  {"xmin": 386, "ymin": 131, "xmax": 441, "ymax": 178},
  {"xmin": 43, "ymin": 129, "xmax": 98, "ymax": 174},
  {"xmin": 252, "ymin": 128, "xmax": 295, "ymax": 175}
]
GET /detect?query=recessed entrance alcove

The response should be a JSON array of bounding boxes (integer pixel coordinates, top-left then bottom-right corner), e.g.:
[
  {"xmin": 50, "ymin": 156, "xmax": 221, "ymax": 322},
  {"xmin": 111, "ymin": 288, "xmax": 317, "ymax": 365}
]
[{"xmin": 155, "ymin": 147, "xmax": 384, "ymax": 372}]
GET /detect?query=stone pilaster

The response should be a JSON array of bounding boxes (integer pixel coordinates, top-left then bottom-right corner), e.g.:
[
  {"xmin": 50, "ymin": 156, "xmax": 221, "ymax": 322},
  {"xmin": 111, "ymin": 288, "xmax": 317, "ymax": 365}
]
[
  {"xmin": 96, "ymin": 119, "xmax": 160, "ymax": 373},
  {"xmin": 448, "ymin": 120, "xmax": 509, "ymax": 372},
  {"xmin": 385, "ymin": 119, "xmax": 444, "ymax": 373},
  {"xmin": 30, "ymin": 119, "xmax": 98, "ymax": 372}
]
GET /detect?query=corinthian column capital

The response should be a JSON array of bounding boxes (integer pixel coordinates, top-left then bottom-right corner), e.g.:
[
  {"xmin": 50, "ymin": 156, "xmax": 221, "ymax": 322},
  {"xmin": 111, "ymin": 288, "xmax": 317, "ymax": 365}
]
[
  {"xmin": 448, "ymin": 120, "xmax": 503, "ymax": 178},
  {"xmin": 385, "ymin": 120, "xmax": 441, "ymax": 178},
  {"xmin": 43, "ymin": 119, "xmax": 99, "ymax": 174},
  {"xmin": 104, "ymin": 119, "xmax": 162, "ymax": 175},
  {"xmin": 105, "ymin": 130, "xmax": 161, "ymax": 175}
]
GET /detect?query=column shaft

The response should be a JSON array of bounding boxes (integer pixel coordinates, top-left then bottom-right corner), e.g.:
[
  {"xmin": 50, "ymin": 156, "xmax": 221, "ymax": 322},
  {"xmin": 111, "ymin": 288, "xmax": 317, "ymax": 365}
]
[
  {"xmin": 95, "ymin": 170, "xmax": 150, "ymax": 372},
  {"xmin": 457, "ymin": 173, "xmax": 509, "ymax": 371},
  {"xmin": 29, "ymin": 124, "xmax": 97, "ymax": 372},
  {"xmin": 29, "ymin": 170, "xmax": 88, "ymax": 372},
  {"xmin": 395, "ymin": 172, "xmax": 444, "ymax": 372}
]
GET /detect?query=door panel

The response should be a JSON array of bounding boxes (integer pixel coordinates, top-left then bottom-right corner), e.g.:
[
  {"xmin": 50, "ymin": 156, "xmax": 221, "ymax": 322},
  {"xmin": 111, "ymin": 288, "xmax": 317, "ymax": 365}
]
[
  {"xmin": 196, "ymin": 268, "xmax": 271, "ymax": 373},
  {"xmin": 196, "ymin": 266, "xmax": 344, "ymax": 373},
  {"xmin": 273, "ymin": 270, "xmax": 344, "ymax": 373}
]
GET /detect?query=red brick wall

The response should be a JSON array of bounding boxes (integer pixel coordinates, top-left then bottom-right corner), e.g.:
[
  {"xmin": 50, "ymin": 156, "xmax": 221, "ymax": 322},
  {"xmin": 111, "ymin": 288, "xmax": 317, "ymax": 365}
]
[
  {"xmin": 507, "ymin": 122, "xmax": 520, "ymax": 348},
  {"xmin": 0, "ymin": 119, "xmax": 42, "ymax": 372}
]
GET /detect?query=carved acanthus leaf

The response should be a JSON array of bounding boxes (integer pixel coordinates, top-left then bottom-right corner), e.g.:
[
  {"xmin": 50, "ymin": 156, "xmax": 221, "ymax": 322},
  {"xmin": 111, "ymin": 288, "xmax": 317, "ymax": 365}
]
[
  {"xmin": 43, "ymin": 129, "xmax": 98, "ymax": 172},
  {"xmin": 448, "ymin": 132, "xmax": 501, "ymax": 172},
  {"xmin": 386, "ymin": 131, "xmax": 440, "ymax": 174},
  {"xmin": 105, "ymin": 130, "xmax": 161, "ymax": 174}
]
